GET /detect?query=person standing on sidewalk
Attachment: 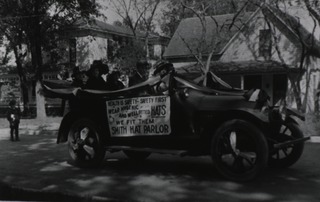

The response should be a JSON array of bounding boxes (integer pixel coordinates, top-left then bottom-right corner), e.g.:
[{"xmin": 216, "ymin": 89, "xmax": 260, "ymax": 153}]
[{"xmin": 6, "ymin": 100, "xmax": 21, "ymax": 141}]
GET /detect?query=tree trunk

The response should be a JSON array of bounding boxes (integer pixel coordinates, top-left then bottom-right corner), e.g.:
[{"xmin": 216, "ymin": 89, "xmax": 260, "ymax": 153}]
[
  {"xmin": 35, "ymin": 81, "xmax": 46, "ymax": 120},
  {"xmin": 145, "ymin": 34, "xmax": 149, "ymax": 60},
  {"xmin": 33, "ymin": 0, "xmax": 46, "ymax": 120},
  {"xmin": 12, "ymin": 45, "xmax": 29, "ymax": 116},
  {"xmin": 34, "ymin": 44, "xmax": 46, "ymax": 119}
]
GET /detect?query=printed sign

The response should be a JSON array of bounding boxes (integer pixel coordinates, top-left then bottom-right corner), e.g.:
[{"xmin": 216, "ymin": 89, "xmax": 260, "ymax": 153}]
[{"xmin": 106, "ymin": 96, "xmax": 171, "ymax": 137}]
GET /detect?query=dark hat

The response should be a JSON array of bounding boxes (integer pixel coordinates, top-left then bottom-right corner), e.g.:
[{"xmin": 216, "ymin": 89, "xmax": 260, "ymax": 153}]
[
  {"xmin": 90, "ymin": 60, "xmax": 109, "ymax": 74},
  {"xmin": 136, "ymin": 60, "xmax": 150, "ymax": 70},
  {"xmin": 9, "ymin": 100, "xmax": 16, "ymax": 106},
  {"xmin": 92, "ymin": 60, "xmax": 103, "ymax": 66}
]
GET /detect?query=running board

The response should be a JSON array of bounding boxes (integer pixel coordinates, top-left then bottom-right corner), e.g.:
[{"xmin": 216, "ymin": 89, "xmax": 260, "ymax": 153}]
[
  {"xmin": 106, "ymin": 146, "xmax": 189, "ymax": 157},
  {"xmin": 273, "ymin": 136, "xmax": 310, "ymax": 149}
]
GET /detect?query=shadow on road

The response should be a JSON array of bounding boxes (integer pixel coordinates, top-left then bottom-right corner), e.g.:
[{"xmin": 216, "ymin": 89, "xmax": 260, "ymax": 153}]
[{"xmin": 0, "ymin": 131, "xmax": 320, "ymax": 202}]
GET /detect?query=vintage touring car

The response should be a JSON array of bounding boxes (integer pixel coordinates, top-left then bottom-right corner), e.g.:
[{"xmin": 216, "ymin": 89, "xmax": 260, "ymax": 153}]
[{"xmin": 43, "ymin": 61, "xmax": 309, "ymax": 181}]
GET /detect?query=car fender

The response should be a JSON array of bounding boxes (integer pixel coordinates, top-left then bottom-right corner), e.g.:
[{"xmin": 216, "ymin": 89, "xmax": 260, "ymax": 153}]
[
  {"xmin": 286, "ymin": 115, "xmax": 300, "ymax": 125},
  {"xmin": 57, "ymin": 110, "xmax": 109, "ymax": 144},
  {"xmin": 57, "ymin": 111, "xmax": 81, "ymax": 143},
  {"xmin": 286, "ymin": 108, "xmax": 305, "ymax": 121},
  {"xmin": 240, "ymin": 108, "xmax": 269, "ymax": 123},
  {"xmin": 200, "ymin": 108, "xmax": 269, "ymax": 134}
]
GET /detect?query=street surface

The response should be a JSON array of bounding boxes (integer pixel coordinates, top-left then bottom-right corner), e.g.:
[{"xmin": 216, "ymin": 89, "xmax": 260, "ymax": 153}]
[{"xmin": 0, "ymin": 129, "xmax": 320, "ymax": 202}]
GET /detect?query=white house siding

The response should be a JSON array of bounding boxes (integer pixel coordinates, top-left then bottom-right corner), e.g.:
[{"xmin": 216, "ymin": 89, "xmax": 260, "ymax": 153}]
[
  {"xmin": 76, "ymin": 36, "xmax": 108, "ymax": 70},
  {"xmin": 220, "ymin": 10, "xmax": 320, "ymax": 112},
  {"xmin": 153, "ymin": 44, "xmax": 163, "ymax": 59},
  {"xmin": 298, "ymin": 56, "xmax": 320, "ymax": 112},
  {"xmin": 221, "ymin": 11, "xmax": 301, "ymax": 64}
]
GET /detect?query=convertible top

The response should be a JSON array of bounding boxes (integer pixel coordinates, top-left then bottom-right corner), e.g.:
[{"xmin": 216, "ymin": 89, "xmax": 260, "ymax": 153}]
[
  {"xmin": 43, "ymin": 72, "xmax": 247, "ymax": 99},
  {"xmin": 43, "ymin": 75, "xmax": 162, "ymax": 99}
]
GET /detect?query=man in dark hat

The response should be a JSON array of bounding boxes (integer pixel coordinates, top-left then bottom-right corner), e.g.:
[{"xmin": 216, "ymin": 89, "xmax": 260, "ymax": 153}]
[
  {"xmin": 85, "ymin": 60, "xmax": 109, "ymax": 90},
  {"xmin": 106, "ymin": 71, "xmax": 125, "ymax": 91},
  {"xmin": 7, "ymin": 100, "xmax": 21, "ymax": 141},
  {"xmin": 129, "ymin": 60, "xmax": 150, "ymax": 87}
]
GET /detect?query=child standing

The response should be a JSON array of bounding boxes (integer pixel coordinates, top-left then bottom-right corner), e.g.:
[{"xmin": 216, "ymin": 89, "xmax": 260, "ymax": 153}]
[{"xmin": 6, "ymin": 100, "xmax": 21, "ymax": 141}]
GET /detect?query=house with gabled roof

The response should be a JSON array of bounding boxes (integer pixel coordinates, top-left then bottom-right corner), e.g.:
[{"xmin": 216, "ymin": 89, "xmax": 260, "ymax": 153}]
[
  {"xmin": 62, "ymin": 19, "xmax": 170, "ymax": 70},
  {"xmin": 163, "ymin": 4, "xmax": 320, "ymax": 112},
  {"xmin": 163, "ymin": 12, "xmax": 254, "ymax": 64}
]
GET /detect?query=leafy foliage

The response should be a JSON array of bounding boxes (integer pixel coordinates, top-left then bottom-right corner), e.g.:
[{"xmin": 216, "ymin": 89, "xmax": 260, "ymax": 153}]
[
  {"xmin": 108, "ymin": 39, "xmax": 146, "ymax": 74},
  {"xmin": 0, "ymin": 0, "xmax": 100, "ymax": 71},
  {"xmin": 0, "ymin": 0, "xmax": 101, "ymax": 118}
]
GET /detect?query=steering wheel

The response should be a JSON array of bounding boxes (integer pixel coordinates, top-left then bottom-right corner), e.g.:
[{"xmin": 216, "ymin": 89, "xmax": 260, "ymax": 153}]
[{"xmin": 152, "ymin": 60, "xmax": 174, "ymax": 78}]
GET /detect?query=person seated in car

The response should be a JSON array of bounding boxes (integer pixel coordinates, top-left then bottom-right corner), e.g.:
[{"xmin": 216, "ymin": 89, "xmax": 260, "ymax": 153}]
[
  {"xmin": 151, "ymin": 60, "xmax": 174, "ymax": 94},
  {"xmin": 71, "ymin": 66, "xmax": 89, "ymax": 88},
  {"xmin": 85, "ymin": 60, "xmax": 108, "ymax": 90},
  {"xmin": 129, "ymin": 60, "xmax": 150, "ymax": 87},
  {"xmin": 106, "ymin": 71, "xmax": 125, "ymax": 91}
]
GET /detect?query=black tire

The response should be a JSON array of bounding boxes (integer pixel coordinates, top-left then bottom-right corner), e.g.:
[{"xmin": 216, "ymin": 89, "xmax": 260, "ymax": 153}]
[
  {"xmin": 211, "ymin": 119, "xmax": 268, "ymax": 181},
  {"xmin": 68, "ymin": 118, "xmax": 106, "ymax": 168},
  {"xmin": 268, "ymin": 122, "xmax": 304, "ymax": 168},
  {"xmin": 123, "ymin": 150, "xmax": 151, "ymax": 161}
]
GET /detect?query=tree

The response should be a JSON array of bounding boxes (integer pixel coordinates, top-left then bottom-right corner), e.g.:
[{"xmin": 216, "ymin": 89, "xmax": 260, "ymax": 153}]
[
  {"xmin": 0, "ymin": 3, "xmax": 29, "ymax": 114},
  {"xmin": 161, "ymin": 0, "xmax": 256, "ymax": 37},
  {"xmin": 109, "ymin": 0, "xmax": 147, "ymax": 37},
  {"xmin": 135, "ymin": 0, "xmax": 161, "ymax": 59},
  {"xmin": 0, "ymin": 0, "xmax": 100, "ymax": 119},
  {"xmin": 108, "ymin": 0, "xmax": 161, "ymax": 61},
  {"xmin": 111, "ymin": 40, "xmax": 146, "ymax": 72},
  {"xmin": 262, "ymin": 0, "xmax": 320, "ymax": 112},
  {"xmin": 165, "ymin": 0, "xmax": 251, "ymax": 85}
]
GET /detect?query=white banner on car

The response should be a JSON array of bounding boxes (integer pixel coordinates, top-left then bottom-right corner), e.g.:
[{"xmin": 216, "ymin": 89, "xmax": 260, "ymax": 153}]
[{"xmin": 106, "ymin": 96, "xmax": 171, "ymax": 137}]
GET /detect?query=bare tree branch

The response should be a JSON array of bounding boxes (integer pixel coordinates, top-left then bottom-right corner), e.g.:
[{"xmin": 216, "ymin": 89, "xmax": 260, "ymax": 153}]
[
  {"xmin": 305, "ymin": 0, "xmax": 320, "ymax": 22},
  {"xmin": 228, "ymin": 0, "xmax": 249, "ymax": 30},
  {"xmin": 177, "ymin": 31, "xmax": 205, "ymax": 73}
]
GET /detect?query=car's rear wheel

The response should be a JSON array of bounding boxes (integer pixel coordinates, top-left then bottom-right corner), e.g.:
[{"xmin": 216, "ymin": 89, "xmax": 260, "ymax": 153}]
[
  {"xmin": 211, "ymin": 119, "xmax": 268, "ymax": 181},
  {"xmin": 123, "ymin": 150, "xmax": 151, "ymax": 161},
  {"xmin": 68, "ymin": 118, "xmax": 106, "ymax": 167},
  {"xmin": 268, "ymin": 121, "xmax": 304, "ymax": 168}
]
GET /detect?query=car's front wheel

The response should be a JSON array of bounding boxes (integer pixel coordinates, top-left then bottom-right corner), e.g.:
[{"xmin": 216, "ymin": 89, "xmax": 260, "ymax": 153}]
[
  {"xmin": 268, "ymin": 121, "xmax": 304, "ymax": 168},
  {"xmin": 211, "ymin": 119, "xmax": 268, "ymax": 181},
  {"xmin": 68, "ymin": 118, "xmax": 106, "ymax": 167}
]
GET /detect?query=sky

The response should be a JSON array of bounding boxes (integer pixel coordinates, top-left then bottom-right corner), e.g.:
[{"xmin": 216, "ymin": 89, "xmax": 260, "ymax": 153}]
[
  {"xmin": 96, "ymin": 0, "xmax": 167, "ymax": 34},
  {"xmin": 97, "ymin": 0, "xmax": 119, "ymax": 24}
]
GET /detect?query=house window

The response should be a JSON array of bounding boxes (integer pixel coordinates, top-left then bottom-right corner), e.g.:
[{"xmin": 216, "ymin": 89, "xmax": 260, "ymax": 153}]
[
  {"xmin": 244, "ymin": 75, "xmax": 262, "ymax": 90},
  {"xmin": 219, "ymin": 75, "xmax": 242, "ymax": 89},
  {"xmin": 259, "ymin": 29, "xmax": 272, "ymax": 59}
]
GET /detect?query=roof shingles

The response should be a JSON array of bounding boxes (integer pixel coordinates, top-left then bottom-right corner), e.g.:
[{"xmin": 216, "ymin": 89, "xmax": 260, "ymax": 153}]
[
  {"xmin": 70, "ymin": 19, "xmax": 158, "ymax": 39},
  {"xmin": 163, "ymin": 12, "xmax": 253, "ymax": 58}
]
